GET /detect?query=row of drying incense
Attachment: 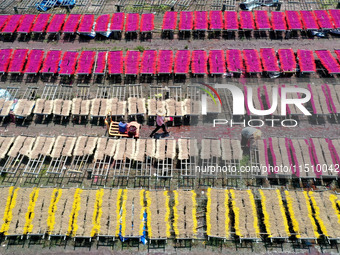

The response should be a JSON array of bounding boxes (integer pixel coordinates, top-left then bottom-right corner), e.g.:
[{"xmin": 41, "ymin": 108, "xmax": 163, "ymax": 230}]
[
  {"xmin": 0, "ymin": 187, "xmax": 172, "ymax": 239},
  {"xmin": 0, "ymin": 136, "xmax": 244, "ymax": 164},
  {"xmin": 1, "ymin": 187, "xmax": 122, "ymax": 237},
  {"xmin": 207, "ymin": 188, "xmax": 340, "ymax": 239},
  {"xmin": 4, "ymin": 135, "xmax": 340, "ymax": 178},
  {"xmin": 4, "ymin": 84, "xmax": 340, "ymax": 120},
  {"xmin": 5, "ymin": 97, "xmax": 208, "ymax": 118},
  {"xmin": 163, "ymin": 10, "xmax": 340, "ymax": 31},
  {"xmin": 0, "ymin": 13, "xmax": 153, "ymax": 34},
  {"xmin": 256, "ymin": 137, "xmax": 340, "ymax": 178},
  {"xmin": 1, "ymin": 10, "xmax": 340, "ymax": 35},
  {"xmin": 1, "ymin": 187, "xmax": 340, "ymax": 240},
  {"xmin": 2, "ymin": 48, "xmax": 340, "ymax": 75}
]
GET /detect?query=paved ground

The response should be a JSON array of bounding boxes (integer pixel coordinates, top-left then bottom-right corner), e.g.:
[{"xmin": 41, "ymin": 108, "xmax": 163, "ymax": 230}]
[
  {"xmin": 5, "ymin": 31, "xmax": 340, "ymax": 52},
  {"xmin": 2, "ymin": 120, "xmax": 340, "ymax": 139}
]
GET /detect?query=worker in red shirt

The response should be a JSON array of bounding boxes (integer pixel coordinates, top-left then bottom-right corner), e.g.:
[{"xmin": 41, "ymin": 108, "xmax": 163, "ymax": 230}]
[{"xmin": 150, "ymin": 109, "xmax": 170, "ymax": 138}]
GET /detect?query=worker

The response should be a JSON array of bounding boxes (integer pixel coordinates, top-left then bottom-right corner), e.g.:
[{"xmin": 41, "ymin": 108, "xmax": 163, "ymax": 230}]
[
  {"xmin": 118, "ymin": 120, "xmax": 127, "ymax": 133},
  {"xmin": 241, "ymin": 127, "xmax": 262, "ymax": 153},
  {"xmin": 127, "ymin": 121, "xmax": 140, "ymax": 138},
  {"xmin": 150, "ymin": 109, "xmax": 170, "ymax": 138}
]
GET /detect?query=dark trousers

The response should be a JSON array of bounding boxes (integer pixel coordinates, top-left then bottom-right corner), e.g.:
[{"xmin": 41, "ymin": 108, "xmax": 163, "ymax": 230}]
[
  {"xmin": 150, "ymin": 124, "xmax": 167, "ymax": 136},
  {"xmin": 241, "ymin": 135, "xmax": 250, "ymax": 155},
  {"xmin": 241, "ymin": 135, "xmax": 248, "ymax": 147}
]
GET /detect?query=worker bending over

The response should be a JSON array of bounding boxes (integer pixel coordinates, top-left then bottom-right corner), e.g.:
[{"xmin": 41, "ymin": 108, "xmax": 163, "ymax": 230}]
[{"xmin": 241, "ymin": 127, "xmax": 262, "ymax": 154}]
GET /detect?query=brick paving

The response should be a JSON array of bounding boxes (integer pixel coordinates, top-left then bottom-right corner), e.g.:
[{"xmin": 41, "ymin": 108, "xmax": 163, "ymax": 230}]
[{"xmin": 2, "ymin": 118, "xmax": 340, "ymax": 140}]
